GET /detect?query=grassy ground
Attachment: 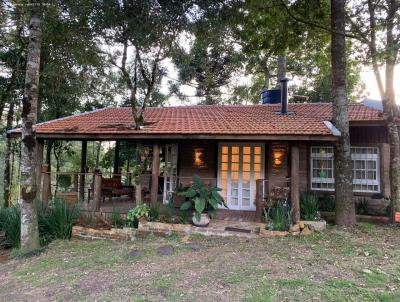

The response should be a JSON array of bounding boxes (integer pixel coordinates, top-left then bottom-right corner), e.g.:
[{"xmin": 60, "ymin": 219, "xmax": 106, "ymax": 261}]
[{"xmin": 1, "ymin": 223, "xmax": 400, "ymax": 301}]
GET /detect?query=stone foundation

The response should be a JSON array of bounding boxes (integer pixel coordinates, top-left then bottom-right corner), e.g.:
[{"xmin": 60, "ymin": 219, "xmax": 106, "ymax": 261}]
[{"xmin": 72, "ymin": 226, "xmax": 136, "ymax": 241}]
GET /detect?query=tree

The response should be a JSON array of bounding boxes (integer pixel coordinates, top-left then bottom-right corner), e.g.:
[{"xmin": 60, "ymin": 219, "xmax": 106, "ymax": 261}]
[
  {"xmin": 170, "ymin": 1, "xmax": 243, "ymax": 104},
  {"xmin": 347, "ymin": 0, "xmax": 400, "ymax": 221},
  {"xmin": 20, "ymin": 4, "xmax": 42, "ymax": 251},
  {"xmin": 331, "ymin": 0, "xmax": 355, "ymax": 225},
  {"xmin": 93, "ymin": 1, "xmax": 197, "ymax": 128}
]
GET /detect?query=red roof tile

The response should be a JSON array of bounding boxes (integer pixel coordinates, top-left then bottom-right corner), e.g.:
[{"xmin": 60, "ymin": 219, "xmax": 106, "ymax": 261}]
[{"xmin": 12, "ymin": 103, "xmax": 385, "ymax": 138}]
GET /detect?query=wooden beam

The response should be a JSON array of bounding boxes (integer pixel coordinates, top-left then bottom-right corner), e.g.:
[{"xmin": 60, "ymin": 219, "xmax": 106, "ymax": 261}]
[
  {"xmin": 79, "ymin": 141, "xmax": 87, "ymax": 201},
  {"xmin": 35, "ymin": 139, "xmax": 44, "ymax": 200},
  {"xmin": 290, "ymin": 144, "xmax": 300, "ymax": 223},
  {"xmin": 150, "ymin": 143, "xmax": 160, "ymax": 204},
  {"xmin": 255, "ymin": 179, "xmax": 264, "ymax": 222},
  {"xmin": 92, "ymin": 169, "xmax": 102, "ymax": 211},
  {"xmin": 41, "ymin": 164, "xmax": 50, "ymax": 203},
  {"xmin": 113, "ymin": 140, "xmax": 120, "ymax": 174}
]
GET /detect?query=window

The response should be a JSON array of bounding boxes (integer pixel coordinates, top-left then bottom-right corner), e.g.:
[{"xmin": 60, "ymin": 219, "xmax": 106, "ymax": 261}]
[
  {"xmin": 310, "ymin": 147, "xmax": 335, "ymax": 191},
  {"xmin": 352, "ymin": 147, "xmax": 380, "ymax": 193},
  {"xmin": 310, "ymin": 146, "xmax": 380, "ymax": 193}
]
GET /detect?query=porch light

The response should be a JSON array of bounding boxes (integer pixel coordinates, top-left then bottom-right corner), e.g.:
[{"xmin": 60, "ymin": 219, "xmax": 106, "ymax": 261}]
[
  {"xmin": 272, "ymin": 147, "xmax": 286, "ymax": 168},
  {"xmin": 193, "ymin": 148, "xmax": 205, "ymax": 168}
]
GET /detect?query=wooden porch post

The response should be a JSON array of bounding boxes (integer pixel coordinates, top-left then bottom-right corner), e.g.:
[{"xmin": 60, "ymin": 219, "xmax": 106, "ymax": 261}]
[
  {"xmin": 79, "ymin": 140, "xmax": 87, "ymax": 201},
  {"xmin": 93, "ymin": 169, "xmax": 102, "ymax": 211},
  {"xmin": 35, "ymin": 139, "xmax": 44, "ymax": 200},
  {"xmin": 291, "ymin": 144, "xmax": 300, "ymax": 223},
  {"xmin": 41, "ymin": 164, "xmax": 51, "ymax": 203},
  {"xmin": 151, "ymin": 143, "xmax": 160, "ymax": 204},
  {"xmin": 113, "ymin": 140, "xmax": 120, "ymax": 175},
  {"xmin": 255, "ymin": 179, "xmax": 264, "ymax": 222}
]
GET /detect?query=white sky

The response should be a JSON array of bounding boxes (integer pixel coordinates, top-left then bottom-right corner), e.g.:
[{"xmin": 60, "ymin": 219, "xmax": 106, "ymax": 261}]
[{"xmin": 360, "ymin": 65, "xmax": 400, "ymax": 103}]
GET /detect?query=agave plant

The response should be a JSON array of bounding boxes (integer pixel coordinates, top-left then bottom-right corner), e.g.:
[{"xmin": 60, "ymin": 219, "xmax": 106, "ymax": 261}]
[{"xmin": 178, "ymin": 175, "xmax": 227, "ymax": 221}]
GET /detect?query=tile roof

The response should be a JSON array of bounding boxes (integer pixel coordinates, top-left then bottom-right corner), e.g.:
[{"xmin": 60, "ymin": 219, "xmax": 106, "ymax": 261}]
[{"xmin": 11, "ymin": 103, "xmax": 385, "ymax": 138}]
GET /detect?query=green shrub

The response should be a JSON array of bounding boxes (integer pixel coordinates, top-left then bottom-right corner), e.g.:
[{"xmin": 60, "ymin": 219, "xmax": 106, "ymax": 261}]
[
  {"xmin": 110, "ymin": 209, "xmax": 124, "ymax": 228},
  {"xmin": 300, "ymin": 192, "xmax": 319, "ymax": 220},
  {"xmin": 266, "ymin": 202, "xmax": 292, "ymax": 231},
  {"xmin": 126, "ymin": 204, "xmax": 149, "ymax": 228},
  {"xmin": 148, "ymin": 203, "xmax": 160, "ymax": 221},
  {"xmin": 0, "ymin": 205, "xmax": 21, "ymax": 248},
  {"xmin": 319, "ymin": 194, "xmax": 335, "ymax": 212},
  {"xmin": 57, "ymin": 174, "xmax": 72, "ymax": 192},
  {"xmin": 0, "ymin": 198, "xmax": 79, "ymax": 249},
  {"xmin": 37, "ymin": 198, "xmax": 80, "ymax": 245},
  {"xmin": 356, "ymin": 198, "xmax": 369, "ymax": 215}
]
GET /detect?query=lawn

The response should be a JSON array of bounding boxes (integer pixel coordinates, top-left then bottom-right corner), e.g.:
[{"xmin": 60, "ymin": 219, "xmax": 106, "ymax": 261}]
[{"xmin": 1, "ymin": 224, "xmax": 400, "ymax": 301}]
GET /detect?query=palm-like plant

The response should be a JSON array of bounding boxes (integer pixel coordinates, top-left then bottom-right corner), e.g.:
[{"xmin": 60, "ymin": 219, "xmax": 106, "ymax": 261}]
[{"xmin": 178, "ymin": 175, "xmax": 227, "ymax": 221}]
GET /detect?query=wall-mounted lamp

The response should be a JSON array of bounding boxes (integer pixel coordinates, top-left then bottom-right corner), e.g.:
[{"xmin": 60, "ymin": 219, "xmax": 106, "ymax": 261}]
[
  {"xmin": 272, "ymin": 146, "xmax": 286, "ymax": 168},
  {"xmin": 193, "ymin": 147, "xmax": 206, "ymax": 168}
]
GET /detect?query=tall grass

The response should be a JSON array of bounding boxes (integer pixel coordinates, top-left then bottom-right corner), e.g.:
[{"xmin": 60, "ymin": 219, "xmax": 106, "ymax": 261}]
[
  {"xmin": 0, "ymin": 205, "xmax": 21, "ymax": 248},
  {"xmin": 266, "ymin": 202, "xmax": 292, "ymax": 231},
  {"xmin": 300, "ymin": 192, "xmax": 319, "ymax": 221},
  {"xmin": 37, "ymin": 198, "xmax": 80, "ymax": 245},
  {"xmin": 0, "ymin": 198, "xmax": 80, "ymax": 248}
]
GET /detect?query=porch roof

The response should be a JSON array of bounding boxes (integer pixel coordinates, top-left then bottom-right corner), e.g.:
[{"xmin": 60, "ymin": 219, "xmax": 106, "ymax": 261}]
[{"xmin": 8, "ymin": 103, "xmax": 385, "ymax": 140}]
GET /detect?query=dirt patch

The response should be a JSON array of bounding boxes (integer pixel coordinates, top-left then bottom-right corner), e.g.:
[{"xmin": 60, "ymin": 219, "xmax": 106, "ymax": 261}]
[
  {"xmin": 0, "ymin": 249, "xmax": 10, "ymax": 263},
  {"xmin": 157, "ymin": 245, "xmax": 175, "ymax": 255}
]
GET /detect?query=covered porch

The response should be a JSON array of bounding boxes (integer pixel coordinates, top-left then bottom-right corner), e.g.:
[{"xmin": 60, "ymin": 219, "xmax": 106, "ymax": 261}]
[{"xmin": 33, "ymin": 136, "xmax": 307, "ymax": 223}]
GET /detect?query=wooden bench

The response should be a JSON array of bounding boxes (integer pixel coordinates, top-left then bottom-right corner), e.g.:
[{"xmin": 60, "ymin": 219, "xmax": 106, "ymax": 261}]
[{"xmin": 89, "ymin": 176, "xmax": 135, "ymax": 203}]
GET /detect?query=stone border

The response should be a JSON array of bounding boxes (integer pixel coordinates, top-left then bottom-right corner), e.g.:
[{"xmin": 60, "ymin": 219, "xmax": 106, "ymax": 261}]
[
  {"xmin": 72, "ymin": 219, "xmax": 327, "ymax": 241},
  {"xmin": 72, "ymin": 226, "xmax": 136, "ymax": 241}
]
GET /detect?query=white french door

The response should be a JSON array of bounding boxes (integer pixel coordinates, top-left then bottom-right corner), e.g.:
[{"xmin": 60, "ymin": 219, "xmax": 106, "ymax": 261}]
[
  {"xmin": 218, "ymin": 143, "xmax": 265, "ymax": 211},
  {"xmin": 163, "ymin": 144, "xmax": 178, "ymax": 204}
]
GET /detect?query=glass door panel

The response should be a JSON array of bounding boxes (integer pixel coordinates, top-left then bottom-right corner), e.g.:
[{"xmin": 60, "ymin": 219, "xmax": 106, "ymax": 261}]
[{"xmin": 218, "ymin": 143, "xmax": 264, "ymax": 211}]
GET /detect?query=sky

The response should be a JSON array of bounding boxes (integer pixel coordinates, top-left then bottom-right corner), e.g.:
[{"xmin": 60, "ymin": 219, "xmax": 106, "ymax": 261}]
[
  {"xmin": 163, "ymin": 63, "xmax": 400, "ymax": 106},
  {"xmin": 359, "ymin": 66, "xmax": 399, "ymax": 103}
]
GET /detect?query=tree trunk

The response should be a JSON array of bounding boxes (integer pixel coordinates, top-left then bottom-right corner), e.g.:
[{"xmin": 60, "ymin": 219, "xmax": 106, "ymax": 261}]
[
  {"xmin": 382, "ymin": 0, "xmax": 400, "ymax": 220},
  {"xmin": 20, "ymin": 7, "xmax": 42, "ymax": 251},
  {"xmin": 3, "ymin": 102, "xmax": 15, "ymax": 207},
  {"xmin": 331, "ymin": 0, "xmax": 355, "ymax": 226}
]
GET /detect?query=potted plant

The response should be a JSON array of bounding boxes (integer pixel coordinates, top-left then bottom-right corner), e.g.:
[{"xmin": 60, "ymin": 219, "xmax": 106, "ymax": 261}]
[
  {"xmin": 177, "ymin": 175, "xmax": 226, "ymax": 227},
  {"xmin": 126, "ymin": 204, "xmax": 150, "ymax": 228}
]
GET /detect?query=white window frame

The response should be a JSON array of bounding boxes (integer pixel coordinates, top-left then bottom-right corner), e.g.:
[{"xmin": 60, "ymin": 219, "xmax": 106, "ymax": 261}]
[
  {"xmin": 310, "ymin": 146, "xmax": 381, "ymax": 193},
  {"xmin": 310, "ymin": 146, "xmax": 335, "ymax": 191},
  {"xmin": 351, "ymin": 147, "xmax": 380, "ymax": 193}
]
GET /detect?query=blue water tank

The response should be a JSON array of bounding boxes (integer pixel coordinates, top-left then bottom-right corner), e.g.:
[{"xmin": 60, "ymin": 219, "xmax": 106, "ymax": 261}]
[{"xmin": 261, "ymin": 89, "xmax": 281, "ymax": 104}]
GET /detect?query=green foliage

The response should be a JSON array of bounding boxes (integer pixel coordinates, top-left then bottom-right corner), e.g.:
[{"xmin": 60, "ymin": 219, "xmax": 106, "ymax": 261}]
[
  {"xmin": 0, "ymin": 205, "xmax": 21, "ymax": 248},
  {"xmin": 318, "ymin": 194, "xmax": 335, "ymax": 212},
  {"xmin": 179, "ymin": 209, "xmax": 190, "ymax": 225},
  {"xmin": 178, "ymin": 175, "xmax": 226, "ymax": 221},
  {"xmin": 164, "ymin": 195, "xmax": 175, "ymax": 223},
  {"xmin": 356, "ymin": 198, "xmax": 369, "ymax": 215},
  {"xmin": 37, "ymin": 198, "xmax": 80, "ymax": 245},
  {"xmin": 148, "ymin": 203, "xmax": 160, "ymax": 222},
  {"xmin": 265, "ymin": 202, "xmax": 292, "ymax": 231},
  {"xmin": 57, "ymin": 174, "xmax": 72, "ymax": 192},
  {"xmin": 110, "ymin": 209, "xmax": 124, "ymax": 229},
  {"xmin": 126, "ymin": 204, "xmax": 150, "ymax": 228},
  {"xmin": 0, "ymin": 199, "xmax": 79, "ymax": 249},
  {"xmin": 300, "ymin": 192, "xmax": 319, "ymax": 221}
]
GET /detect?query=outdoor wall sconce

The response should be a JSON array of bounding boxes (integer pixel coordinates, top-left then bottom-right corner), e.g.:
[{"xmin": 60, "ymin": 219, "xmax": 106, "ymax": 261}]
[
  {"xmin": 272, "ymin": 145, "xmax": 286, "ymax": 168},
  {"xmin": 193, "ymin": 147, "xmax": 206, "ymax": 168}
]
